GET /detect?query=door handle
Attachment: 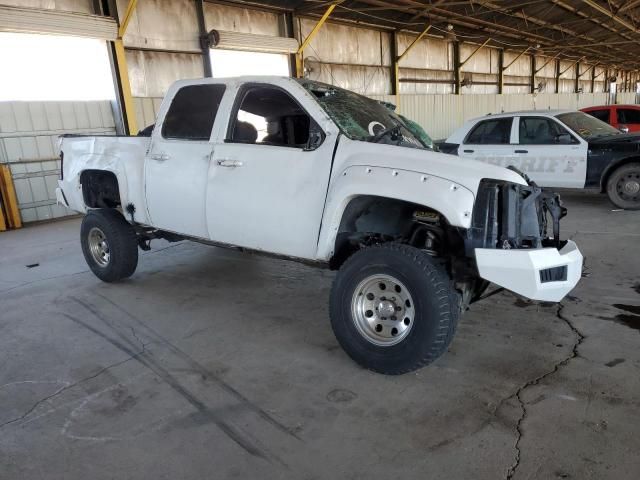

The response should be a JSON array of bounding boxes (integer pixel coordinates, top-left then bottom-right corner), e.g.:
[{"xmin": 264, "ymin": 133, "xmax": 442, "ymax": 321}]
[
  {"xmin": 217, "ymin": 159, "xmax": 243, "ymax": 168},
  {"xmin": 150, "ymin": 153, "xmax": 169, "ymax": 161},
  {"xmin": 514, "ymin": 149, "xmax": 528, "ymax": 153},
  {"xmin": 463, "ymin": 149, "xmax": 474, "ymax": 153}
]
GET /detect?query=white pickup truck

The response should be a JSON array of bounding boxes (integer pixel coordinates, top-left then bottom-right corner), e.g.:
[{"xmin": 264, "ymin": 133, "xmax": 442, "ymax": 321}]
[{"xmin": 57, "ymin": 76, "xmax": 583, "ymax": 374}]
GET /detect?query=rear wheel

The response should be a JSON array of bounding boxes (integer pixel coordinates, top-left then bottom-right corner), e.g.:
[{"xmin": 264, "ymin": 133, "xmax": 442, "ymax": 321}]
[
  {"xmin": 81, "ymin": 209, "xmax": 138, "ymax": 282},
  {"xmin": 330, "ymin": 243, "xmax": 460, "ymax": 375},
  {"xmin": 606, "ymin": 162, "xmax": 640, "ymax": 210}
]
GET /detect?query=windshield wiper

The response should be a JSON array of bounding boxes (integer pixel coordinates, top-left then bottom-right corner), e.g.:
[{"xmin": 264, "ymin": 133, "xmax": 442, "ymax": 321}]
[{"xmin": 369, "ymin": 124, "xmax": 402, "ymax": 143}]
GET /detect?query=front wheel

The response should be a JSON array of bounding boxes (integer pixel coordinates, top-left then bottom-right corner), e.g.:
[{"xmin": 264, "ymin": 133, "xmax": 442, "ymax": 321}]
[
  {"xmin": 330, "ymin": 243, "xmax": 460, "ymax": 375},
  {"xmin": 80, "ymin": 209, "xmax": 139, "ymax": 282},
  {"xmin": 606, "ymin": 162, "xmax": 640, "ymax": 210}
]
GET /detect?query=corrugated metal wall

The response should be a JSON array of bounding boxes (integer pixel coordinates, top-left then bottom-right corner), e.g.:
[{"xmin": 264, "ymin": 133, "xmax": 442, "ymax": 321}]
[
  {"xmin": 370, "ymin": 93, "xmax": 611, "ymax": 140},
  {"xmin": 0, "ymin": 100, "xmax": 116, "ymax": 222},
  {"xmin": 134, "ymin": 97, "xmax": 162, "ymax": 130}
]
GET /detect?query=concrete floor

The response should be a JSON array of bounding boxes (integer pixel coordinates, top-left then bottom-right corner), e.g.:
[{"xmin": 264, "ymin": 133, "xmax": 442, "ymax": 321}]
[{"xmin": 0, "ymin": 190, "xmax": 639, "ymax": 479}]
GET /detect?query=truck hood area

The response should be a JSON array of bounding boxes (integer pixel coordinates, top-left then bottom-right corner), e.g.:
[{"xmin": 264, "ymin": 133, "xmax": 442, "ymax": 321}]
[{"xmin": 336, "ymin": 138, "xmax": 527, "ymax": 194}]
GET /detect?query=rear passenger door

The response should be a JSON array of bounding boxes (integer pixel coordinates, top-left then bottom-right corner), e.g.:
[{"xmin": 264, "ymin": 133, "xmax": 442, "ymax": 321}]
[
  {"xmin": 145, "ymin": 83, "xmax": 226, "ymax": 238},
  {"xmin": 514, "ymin": 116, "xmax": 587, "ymax": 188},
  {"xmin": 458, "ymin": 117, "xmax": 517, "ymax": 168},
  {"xmin": 616, "ymin": 107, "xmax": 640, "ymax": 133}
]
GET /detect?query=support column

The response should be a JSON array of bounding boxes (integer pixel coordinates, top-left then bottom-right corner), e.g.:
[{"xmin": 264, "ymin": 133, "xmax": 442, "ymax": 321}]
[
  {"xmin": 498, "ymin": 49, "xmax": 504, "ymax": 94},
  {"xmin": 390, "ymin": 31, "xmax": 398, "ymax": 97},
  {"xmin": 111, "ymin": 0, "xmax": 139, "ymax": 135},
  {"xmin": 555, "ymin": 59, "xmax": 560, "ymax": 93},
  {"xmin": 453, "ymin": 41, "xmax": 461, "ymax": 95},
  {"xmin": 575, "ymin": 61, "xmax": 580, "ymax": 93},
  {"xmin": 530, "ymin": 54, "xmax": 536, "ymax": 94},
  {"xmin": 284, "ymin": 11, "xmax": 297, "ymax": 77},
  {"xmin": 196, "ymin": 0, "xmax": 212, "ymax": 77}
]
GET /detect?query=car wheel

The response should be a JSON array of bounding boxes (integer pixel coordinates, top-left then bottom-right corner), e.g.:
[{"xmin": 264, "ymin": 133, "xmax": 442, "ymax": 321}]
[
  {"xmin": 606, "ymin": 162, "xmax": 640, "ymax": 210},
  {"xmin": 81, "ymin": 209, "xmax": 139, "ymax": 282},
  {"xmin": 329, "ymin": 243, "xmax": 460, "ymax": 375}
]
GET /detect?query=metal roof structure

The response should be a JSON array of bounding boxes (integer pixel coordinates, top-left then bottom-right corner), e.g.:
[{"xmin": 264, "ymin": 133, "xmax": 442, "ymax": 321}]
[{"xmin": 234, "ymin": 0, "xmax": 640, "ymax": 69}]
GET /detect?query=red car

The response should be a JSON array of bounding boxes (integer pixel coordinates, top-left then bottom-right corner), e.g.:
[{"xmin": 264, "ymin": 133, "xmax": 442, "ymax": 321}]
[{"xmin": 581, "ymin": 104, "xmax": 640, "ymax": 133}]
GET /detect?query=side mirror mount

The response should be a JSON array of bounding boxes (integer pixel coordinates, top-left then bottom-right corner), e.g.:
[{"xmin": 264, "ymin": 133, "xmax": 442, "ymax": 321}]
[
  {"xmin": 556, "ymin": 133, "xmax": 572, "ymax": 144},
  {"xmin": 304, "ymin": 123, "xmax": 325, "ymax": 151}
]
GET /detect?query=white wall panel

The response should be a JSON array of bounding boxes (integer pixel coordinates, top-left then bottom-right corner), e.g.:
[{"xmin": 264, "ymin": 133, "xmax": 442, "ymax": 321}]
[
  {"xmin": 126, "ymin": 49, "xmax": 203, "ymax": 97},
  {"xmin": 134, "ymin": 97, "xmax": 162, "ymax": 130},
  {"xmin": 368, "ymin": 92, "xmax": 620, "ymax": 140},
  {"xmin": 397, "ymin": 33, "xmax": 451, "ymax": 70},
  {"xmin": 299, "ymin": 19, "xmax": 390, "ymax": 67},
  {"xmin": 460, "ymin": 44, "xmax": 498, "ymax": 74},
  {"xmin": 618, "ymin": 92, "xmax": 637, "ymax": 104},
  {"xmin": 0, "ymin": 0, "xmax": 92, "ymax": 13},
  {"xmin": 0, "ymin": 100, "xmax": 116, "ymax": 222},
  {"xmin": 118, "ymin": 0, "xmax": 200, "ymax": 52},
  {"xmin": 204, "ymin": 3, "xmax": 280, "ymax": 36}
]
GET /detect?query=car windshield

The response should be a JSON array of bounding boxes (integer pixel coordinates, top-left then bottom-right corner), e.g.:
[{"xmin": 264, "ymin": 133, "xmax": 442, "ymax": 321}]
[
  {"xmin": 556, "ymin": 111, "xmax": 621, "ymax": 140},
  {"xmin": 297, "ymin": 79, "xmax": 433, "ymax": 150}
]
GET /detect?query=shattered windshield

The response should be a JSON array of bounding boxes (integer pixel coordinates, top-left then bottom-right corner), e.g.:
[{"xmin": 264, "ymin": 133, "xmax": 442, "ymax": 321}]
[
  {"xmin": 556, "ymin": 111, "xmax": 621, "ymax": 140},
  {"xmin": 297, "ymin": 79, "xmax": 433, "ymax": 150}
]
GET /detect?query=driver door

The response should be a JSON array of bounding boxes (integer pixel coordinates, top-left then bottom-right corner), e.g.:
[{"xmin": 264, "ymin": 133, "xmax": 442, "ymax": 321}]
[
  {"xmin": 514, "ymin": 116, "xmax": 587, "ymax": 188},
  {"xmin": 206, "ymin": 83, "xmax": 336, "ymax": 259}
]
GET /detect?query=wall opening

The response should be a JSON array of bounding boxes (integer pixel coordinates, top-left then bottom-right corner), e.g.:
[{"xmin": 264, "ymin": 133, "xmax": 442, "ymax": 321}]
[
  {"xmin": 210, "ymin": 49, "xmax": 290, "ymax": 78},
  {"xmin": 0, "ymin": 32, "xmax": 115, "ymax": 102}
]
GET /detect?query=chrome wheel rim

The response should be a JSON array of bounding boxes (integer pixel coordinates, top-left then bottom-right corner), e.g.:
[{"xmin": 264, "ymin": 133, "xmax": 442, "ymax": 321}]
[
  {"xmin": 616, "ymin": 172, "xmax": 640, "ymax": 201},
  {"xmin": 351, "ymin": 274, "xmax": 415, "ymax": 347},
  {"xmin": 88, "ymin": 227, "xmax": 110, "ymax": 267}
]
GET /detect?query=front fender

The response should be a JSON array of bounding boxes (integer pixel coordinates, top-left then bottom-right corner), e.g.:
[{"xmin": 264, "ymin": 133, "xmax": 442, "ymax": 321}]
[{"xmin": 315, "ymin": 165, "xmax": 475, "ymax": 260}]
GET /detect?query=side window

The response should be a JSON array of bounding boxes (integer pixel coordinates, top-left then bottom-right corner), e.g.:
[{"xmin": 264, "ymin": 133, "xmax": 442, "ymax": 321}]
[
  {"xmin": 229, "ymin": 86, "xmax": 311, "ymax": 148},
  {"xmin": 162, "ymin": 84, "xmax": 226, "ymax": 140},
  {"xmin": 617, "ymin": 108, "xmax": 640, "ymax": 124},
  {"xmin": 585, "ymin": 109, "xmax": 610, "ymax": 123},
  {"xmin": 465, "ymin": 118, "xmax": 513, "ymax": 145},
  {"xmin": 518, "ymin": 117, "xmax": 573, "ymax": 145}
]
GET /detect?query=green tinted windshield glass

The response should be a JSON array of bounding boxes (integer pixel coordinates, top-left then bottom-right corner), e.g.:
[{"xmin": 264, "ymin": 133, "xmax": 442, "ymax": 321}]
[
  {"xmin": 556, "ymin": 111, "xmax": 621, "ymax": 139},
  {"xmin": 297, "ymin": 79, "xmax": 432, "ymax": 150}
]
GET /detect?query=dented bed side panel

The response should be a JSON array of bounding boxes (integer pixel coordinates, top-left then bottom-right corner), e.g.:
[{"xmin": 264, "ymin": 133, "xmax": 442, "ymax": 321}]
[{"xmin": 58, "ymin": 136, "xmax": 151, "ymax": 224}]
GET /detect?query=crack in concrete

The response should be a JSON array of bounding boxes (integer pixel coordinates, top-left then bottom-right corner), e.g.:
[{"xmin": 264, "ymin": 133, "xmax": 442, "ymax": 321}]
[
  {"xmin": 0, "ymin": 353, "xmax": 141, "ymax": 430},
  {"xmin": 130, "ymin": 327, "xmax": 149, "ymax": 353},
  {"xmin": 504, "ymin": 302, "xmax": 585, "ymax": 480}
]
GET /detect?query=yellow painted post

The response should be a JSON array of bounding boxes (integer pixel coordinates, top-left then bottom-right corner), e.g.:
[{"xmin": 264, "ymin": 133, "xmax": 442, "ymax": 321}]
[
  {"xmin": 113, "ymin": 0, "xmax": 139, "ymax": 135},
  {"xmin": 114, "ymin": 39, "xmax": 138, "ymax": 135},
  {"xmin": 295, "ymin": 3, "xmax": 337, "ymax": 78},
  {"xmin": 0, "ymin": 198, "xmax": 7, "ymax": 231},
  {"xmin": 0, "ymin": 164, "xmax": 21, "ymax": 229}
]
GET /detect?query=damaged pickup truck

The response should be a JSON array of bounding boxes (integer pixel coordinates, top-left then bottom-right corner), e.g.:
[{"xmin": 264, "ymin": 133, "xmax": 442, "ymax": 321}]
[{"xmin": 57, "ymin": 77, "xmax": 583, "ymax": 374}]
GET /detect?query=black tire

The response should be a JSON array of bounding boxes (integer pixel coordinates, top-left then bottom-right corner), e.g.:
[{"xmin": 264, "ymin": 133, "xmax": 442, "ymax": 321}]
[
  {"xmin": 80, "ymin": 209, "xmax": 139, "ymax": 282},
  {"xmin": 606, "ymin": 162, "xmax": 640, "ymax": 210},
  {"xmin": 329, "ymin": 243, "xmax": 460, "ymax": 375}
]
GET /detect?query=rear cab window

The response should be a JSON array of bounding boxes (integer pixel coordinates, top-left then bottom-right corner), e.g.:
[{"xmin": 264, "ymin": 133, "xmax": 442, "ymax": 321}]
[
  {"xmin": 464, "ymin": 118, "xmax": 513, "ymax": 145},
  {"xmin": 617, "ymin": 108, "xmax": 640, "ymax": 124},
  {"xmin": 162, "ymin": 84, "xmax": 226, "ymax": 141},
  {"xmin": 585, "ymin": 109, "xmax": 610, "ymax": 124}
]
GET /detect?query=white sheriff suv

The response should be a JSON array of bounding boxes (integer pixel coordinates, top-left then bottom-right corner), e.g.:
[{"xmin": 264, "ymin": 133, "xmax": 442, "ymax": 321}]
[
  {"xmin": 440, "ymin": 109, "xmax": 640, "ymax": 209},
  {"xmin": 57, "ymin": 77, "xmax": 583, "ymax": 374}
]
